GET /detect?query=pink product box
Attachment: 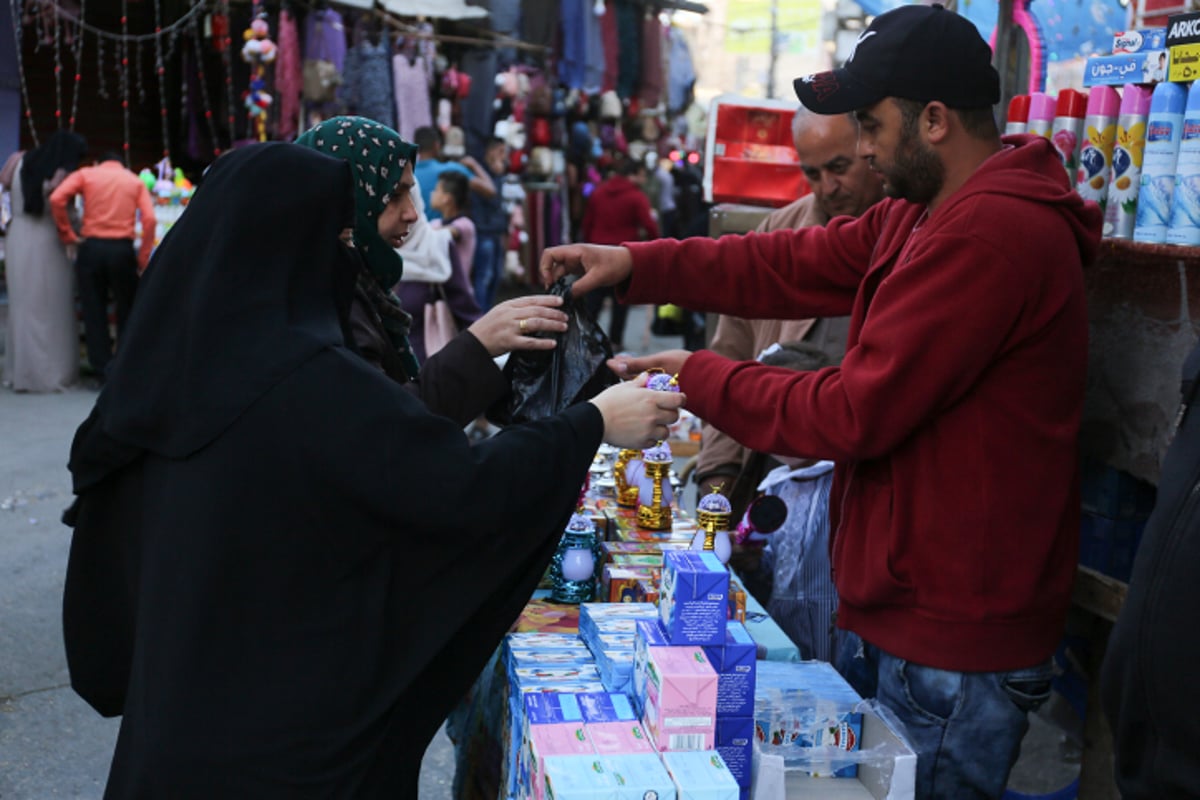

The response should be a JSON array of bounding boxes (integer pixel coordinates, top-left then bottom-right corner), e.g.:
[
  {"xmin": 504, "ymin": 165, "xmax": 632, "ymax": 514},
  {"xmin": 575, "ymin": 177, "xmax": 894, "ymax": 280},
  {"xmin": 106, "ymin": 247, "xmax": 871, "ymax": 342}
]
[
  {"xmin": 524, "ymin": 723, "xmax": 595, "ymax": 800},
  {"xmin": 642, "ymin": 646, "xmax": 718, "ymax": 752},
  {"xmin": 586, "ymin": 720, "xmax": 656, "ymax": 755},
  {"xmin": 633, "ymin": 619, "xmax": 672, "ymax": 713}
]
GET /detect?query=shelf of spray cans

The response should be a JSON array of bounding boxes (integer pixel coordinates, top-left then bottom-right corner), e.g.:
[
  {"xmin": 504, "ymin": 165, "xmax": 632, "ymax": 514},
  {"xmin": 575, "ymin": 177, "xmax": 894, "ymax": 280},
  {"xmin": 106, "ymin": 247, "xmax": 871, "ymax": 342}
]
[{"xmin": 1004, "ymin": 18, "xmax": 1200, "ymax": 250}]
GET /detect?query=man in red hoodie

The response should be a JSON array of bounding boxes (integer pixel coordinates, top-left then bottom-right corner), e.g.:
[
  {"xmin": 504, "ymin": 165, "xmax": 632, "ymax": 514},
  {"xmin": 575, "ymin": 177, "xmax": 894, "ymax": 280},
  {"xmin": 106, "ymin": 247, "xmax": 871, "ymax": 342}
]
[
  {"xmin": 580, "ymin": 156, "xmax": 659, "ymax": 350},
  {"xmin": 541, "ymin": 5, "xmax": 1103, "ymax": 798}
]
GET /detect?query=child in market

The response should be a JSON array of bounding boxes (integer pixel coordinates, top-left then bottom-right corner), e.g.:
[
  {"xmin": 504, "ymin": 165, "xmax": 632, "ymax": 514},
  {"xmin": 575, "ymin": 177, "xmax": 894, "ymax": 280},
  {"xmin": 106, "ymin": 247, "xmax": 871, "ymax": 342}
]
[
  {"xmin": 430, "ymin": 170, "xmax": 477, "ymax": 288},
  {"xmin": 752, "ymin": 341, "xmax": 840, "ymax": 662}
]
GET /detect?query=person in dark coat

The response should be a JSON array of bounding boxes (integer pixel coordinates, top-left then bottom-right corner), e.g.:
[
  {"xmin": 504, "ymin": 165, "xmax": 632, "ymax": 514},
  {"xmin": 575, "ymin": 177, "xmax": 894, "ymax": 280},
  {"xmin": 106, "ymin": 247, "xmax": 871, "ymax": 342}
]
[
  {"xmin": 60, "ymin": 141, "xmax": 684, "ymax": 798},
  {"xmin": 1101, "ymin": 341, "xmax": 1200, "ymax": 798}
]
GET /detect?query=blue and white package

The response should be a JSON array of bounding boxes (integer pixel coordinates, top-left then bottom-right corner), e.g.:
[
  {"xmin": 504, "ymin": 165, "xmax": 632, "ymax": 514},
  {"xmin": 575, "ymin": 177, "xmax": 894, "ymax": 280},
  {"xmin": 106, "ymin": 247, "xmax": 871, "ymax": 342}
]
[
  {"xmin": 659, "ymin": 550, "xmax": 730, "ymax": 646},
  {"xmin": 579, "ymin": 602, "xmax": 658, "ymax": 640},
  {"xmin": 753, "ymin": 660, "xmax": 864, "ymax": 778},
  {"xmin": 701, "ymin": 621, "xmax": 757, "ymax": 718},
  {"xmin": 601, "ymin": 753, "xmax": 678, "ymax": 800},
  {"xmin": 576, "ymin": 691, "xmax": 638, "ymax": 723},
  {"xmin": 541, "ymin": 755, "xmax": 619, "ymax": 800},
  {"xmin": 1135, "ymin": 81, "xmax": 1187, "ymax": 242},
  {"xmin": 715, "ymin": 716, "xmax": 754, "ymax": 789},
  {"xmin": 633, "ymin": 619, "xmax": 671, "ymax": 713},
  {"xmin": 661, "ymin": 750, "xmax": 740, "ymax": 800},
  {"xmin": 1168, "ymin": 81, "xmax": 1200, "ymax": 245}
]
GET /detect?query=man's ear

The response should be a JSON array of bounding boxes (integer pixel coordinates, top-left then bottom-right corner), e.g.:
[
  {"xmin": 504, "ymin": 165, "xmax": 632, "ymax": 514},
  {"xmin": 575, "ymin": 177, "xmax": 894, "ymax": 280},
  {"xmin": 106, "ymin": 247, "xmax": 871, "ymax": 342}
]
[{"xmin": 924, "ymin": 101, "xmax": 951, "ymax": 145}]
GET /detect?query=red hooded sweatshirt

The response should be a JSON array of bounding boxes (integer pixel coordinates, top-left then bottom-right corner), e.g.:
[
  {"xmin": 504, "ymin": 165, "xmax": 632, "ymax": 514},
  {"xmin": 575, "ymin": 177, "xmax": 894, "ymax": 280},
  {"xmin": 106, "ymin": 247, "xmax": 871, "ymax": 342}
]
[
  {"xmin": 583, "ymin": 174, "xmax": 659, "ymax": 245},
  {"xmin": 622, "ymin": 136, "xmax": 1103, "ymax": 672}
]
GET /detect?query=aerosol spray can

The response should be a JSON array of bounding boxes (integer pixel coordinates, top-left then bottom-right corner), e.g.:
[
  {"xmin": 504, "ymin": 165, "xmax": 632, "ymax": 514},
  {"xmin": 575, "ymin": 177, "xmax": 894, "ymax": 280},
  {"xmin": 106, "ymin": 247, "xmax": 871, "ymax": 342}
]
[
  {"xmin": 1051, "ymin": 89, "xmax": 1088, "ymax": 181},
  {"xmin": 1104, "ymin": 84, "xmax": 1152, "ymax": 239},
  {"xmin": 1005, "ymin": 95, "xmax": 1030, "ymax": 135},
  {"xmin": 1076, "ymin": 85, "xmax": 1121, "ymax": 213},
  {"xmin": 1026, "ymin": 92, "xmax": 1056, "ymax": 139},
  {"xmin": 1134, "ymin": 81, "xmax": 1187, "ymax": 243},
  {"xmin": 1167, "ymin": 82, "xmax": 1200, "ymax": 246}
]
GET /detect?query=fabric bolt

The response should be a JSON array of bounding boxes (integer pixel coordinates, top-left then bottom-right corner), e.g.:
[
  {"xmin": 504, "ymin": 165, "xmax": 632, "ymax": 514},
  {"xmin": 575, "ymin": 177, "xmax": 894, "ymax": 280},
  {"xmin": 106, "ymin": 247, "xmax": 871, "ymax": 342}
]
[
  {"xmin": 757, "ymin": 462, "xmax": 838, "ymax": 662},
  {"xmin": 275, "ymin": 10, "xmax": 303, "ymax": 141},
  {"xmin": 48, "ymin": 161, "xmax": 156, "ymax": 268},
  {"xmin": 2, "ymin": 160, "xmax": 79, "ymax": 391},
  {"xmin": 341, "ymin": 39, "xmax": 396, "ymax": 129},
  {"xmin": 621, "ymin": 135, "xmax": 1101, "ymax": 673},
  {"xmin": 667, "ymin": 26, "xmax": 696, "ymax": 114},
  {"xmin": 61, "ymin": 142, "xmax": 602, "ymax": 798},
  {"xmin": 639, "ymin": 13, "xmax": 664, "ymax": 107},
  {"xmin": 392, "ymin": 54, "xmax": 432, "ymax": 143}
]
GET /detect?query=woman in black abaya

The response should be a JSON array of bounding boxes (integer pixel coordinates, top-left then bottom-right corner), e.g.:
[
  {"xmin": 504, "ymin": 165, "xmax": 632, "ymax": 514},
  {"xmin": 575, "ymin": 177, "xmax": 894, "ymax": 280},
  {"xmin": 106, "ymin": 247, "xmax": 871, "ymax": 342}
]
[{"xmin": 61, "ymin": 143, "xmax": 682, "ymax": 798}]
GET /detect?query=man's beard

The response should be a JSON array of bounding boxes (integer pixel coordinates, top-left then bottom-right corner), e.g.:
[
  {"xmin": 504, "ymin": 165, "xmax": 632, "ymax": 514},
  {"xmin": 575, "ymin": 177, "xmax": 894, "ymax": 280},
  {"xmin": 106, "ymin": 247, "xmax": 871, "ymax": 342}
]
[{"xmin": 882, "ymin": 121, "xmax": 945, "ymax": 205}]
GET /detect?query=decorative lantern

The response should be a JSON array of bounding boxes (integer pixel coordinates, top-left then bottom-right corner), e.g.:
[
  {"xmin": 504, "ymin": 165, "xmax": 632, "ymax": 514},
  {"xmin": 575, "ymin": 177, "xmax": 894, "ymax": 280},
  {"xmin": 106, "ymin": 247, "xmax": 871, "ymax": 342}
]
[
  {"xmin": 636, "ymin": 442, "xmax": 674, "ymax": 530},
  {"xmin": 550, "ymin": 511, "xmax": 601, "ymax": 604},
  {"xmin": 691, "ymin": 487, "xmax": 734, "ymax": 564},
  {"xmin": 613, "ymin": 448, "xmax": 642, "ymax": 508}
]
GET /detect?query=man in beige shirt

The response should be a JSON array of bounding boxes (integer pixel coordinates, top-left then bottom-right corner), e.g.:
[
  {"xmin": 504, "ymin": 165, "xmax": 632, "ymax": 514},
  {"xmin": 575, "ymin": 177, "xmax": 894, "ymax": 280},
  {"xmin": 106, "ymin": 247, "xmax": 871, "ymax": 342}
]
[{"xmin": 694, "ymin": 107, "xmax": 884, "ymax": 517}]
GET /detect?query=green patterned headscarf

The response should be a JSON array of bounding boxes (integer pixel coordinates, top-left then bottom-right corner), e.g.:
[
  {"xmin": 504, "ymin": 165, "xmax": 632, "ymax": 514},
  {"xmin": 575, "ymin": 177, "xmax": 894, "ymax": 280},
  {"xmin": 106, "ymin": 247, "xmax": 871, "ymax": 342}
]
[
  {"xmin": 296, "ymin": 117, "xmax": 421, "ymax": 380},
  {"xmin": 295, "ymin": 116, "xmax": 418, "ymax": 288}
]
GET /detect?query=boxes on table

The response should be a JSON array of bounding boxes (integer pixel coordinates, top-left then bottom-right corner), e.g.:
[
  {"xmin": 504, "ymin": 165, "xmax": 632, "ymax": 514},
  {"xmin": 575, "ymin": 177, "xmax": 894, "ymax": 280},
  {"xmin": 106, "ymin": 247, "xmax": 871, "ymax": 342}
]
[
  {"xmin": 642, "ymin": 645, "xmax": 719, "ymax": 752},
  {"xmin": 715, "ymin": 715, "xmax": 754, "ymax": 792},
  {"xmin": 541, "ymin": 755, "xmax": 617, "ymax": 799},
  {"xmin": 661, "ymin": 750, "xmax": 741, "ymax": 800},
  {"xmin": 702, "ymin": 621, "xmax": 757, "ymax": 719},
  {"xmin": 660, "ymin": 551, "xmax": 730, "ymax": 646},
  {"xmin": 727, "ymin": 576, "xmax": 747, "ymax": 623},
  {"xmin": 703, "ymin": 94, "xmax": 808, "ymax": 208},
  {"xmin": 603, "ymin": 565, "xmax": 661, "ymax": 603},
  {"xmin": 601, "ymin": 753, "xmax": 678, "ymax": 800},
  {"xmin": 524, "ymin": 723, "xmax": 595, "ymax": 800},
  {"xmin": 587, "ymin": 720, "xmax": 656, "ymax": 755},
  {"xmin": 753, "ymin": 661, "xmax": 864, "ymax": 779},
  {"xmin": 633, "ymin": 619, "xmax": 672, "ymax": 714},
  {"xmin": 602, "ymin": 540, "xmax": 690, "ymax": 561}
]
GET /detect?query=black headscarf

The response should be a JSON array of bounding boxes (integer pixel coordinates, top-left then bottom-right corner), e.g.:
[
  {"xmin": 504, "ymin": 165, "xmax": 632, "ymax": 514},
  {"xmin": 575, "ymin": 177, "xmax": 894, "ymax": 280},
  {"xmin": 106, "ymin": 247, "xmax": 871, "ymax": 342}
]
[
  {"xmin": 20, "ymin": 130, "xmax": 87, "ymax": 216},
  {"xmin": 75, "ymin": 143, "xmax": 356, "ymax": 468}
]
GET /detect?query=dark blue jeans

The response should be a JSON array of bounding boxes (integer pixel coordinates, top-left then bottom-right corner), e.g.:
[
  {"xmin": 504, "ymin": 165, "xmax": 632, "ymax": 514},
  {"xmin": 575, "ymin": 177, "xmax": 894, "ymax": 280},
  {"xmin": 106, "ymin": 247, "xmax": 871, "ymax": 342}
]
[
  {"xmin": 835, "ymin": 631, "xmax": 1054, "ymax": 799},
  {"xmin": 472, "ymin": 233, "xmax": 505, "ymax": 312}
]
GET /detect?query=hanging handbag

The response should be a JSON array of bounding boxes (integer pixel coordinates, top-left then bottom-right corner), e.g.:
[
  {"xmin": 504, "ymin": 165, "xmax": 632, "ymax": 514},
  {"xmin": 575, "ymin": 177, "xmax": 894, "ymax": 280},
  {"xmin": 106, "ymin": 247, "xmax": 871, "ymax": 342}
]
[{"xmin": 423, "ymin": 283, "xmax": 458, "ymax": 357}]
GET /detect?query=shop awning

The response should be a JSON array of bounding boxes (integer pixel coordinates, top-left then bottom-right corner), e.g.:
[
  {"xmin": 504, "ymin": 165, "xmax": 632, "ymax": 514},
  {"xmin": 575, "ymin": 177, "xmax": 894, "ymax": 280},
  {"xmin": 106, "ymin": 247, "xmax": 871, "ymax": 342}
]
[{"xmin": 379, "ymin": 0, "xmax": 489, "ymax": 19}]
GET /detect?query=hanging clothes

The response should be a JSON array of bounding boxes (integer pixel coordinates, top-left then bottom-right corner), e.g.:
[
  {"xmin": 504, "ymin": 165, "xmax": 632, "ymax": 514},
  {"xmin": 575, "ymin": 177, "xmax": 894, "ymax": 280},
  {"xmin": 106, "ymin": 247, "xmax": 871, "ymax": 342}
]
[
  {"xmin": 342, "ymin": 38, "xmax": 396, "ymax": 128},
  {"xmin": 639, "ymin": 12, "xmax": 663, "ymax": 108},
  {"xmin": 302, "ymin": 8, "xmax": 346, "ymax": 107},
  {"xmin": 667, "ymin": 25, "xmax": 696, "ymax": 114},
  {"xmin": 584, "ymin": 0, "xmax": 606, "ymax": 93},
  {"xmin": 276, "ymin": 9, "xmax": 303, "ymax": 141},
  {"xmin": 615, "ymin": 0, "xmax": 641, "ymax": 100},
  {"xmin": 521, "ymin": 0, "xmax": 560, "ymax": 55},
  {"xmin": 392, "ymin": 53, "xmax": 432, "ymax": 142},
  {"xmin": 558, "ymin": 0, "xmax": 587, "ymax": 90},
  {"xmin": 461, "ymin": 48, "xmax": 499, "ymax": 160},
  {"xmin": 600, "ymin": 3, "xmax": 619, "ymax": 94}
]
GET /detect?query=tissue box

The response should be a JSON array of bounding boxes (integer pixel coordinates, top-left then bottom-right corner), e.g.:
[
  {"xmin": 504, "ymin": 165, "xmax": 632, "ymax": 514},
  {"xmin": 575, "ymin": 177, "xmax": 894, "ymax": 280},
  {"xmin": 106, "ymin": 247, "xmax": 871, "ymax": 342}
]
[
  {"xmin": 702, "ymin": 621, "xmax": 757, "ymax": 718},
  {"xmin": 525, "ymin": 723, "xmax": 595, "ymax": 800},
  {"xmin": 661, "ymin": 750, "xmax": 741, "ymax": 800},
  {"xmin": 602, "ymin": 753, "xmax": 678, "ymax": 800},
  {"xmin": 715, "ymin": 716, "xmax": 755, "ymax": 789},
  {"xmin": 660, "ymin": 551, "xmax": 730, "ymax": 646},
  {"xmin": 587, "ymin": 720, "xmax": 656, "ymax": 755},
  {"xmin": 643, "ymin": 646, "xmax": 718, "ymax": 752},
  {"xmin": 633, "ymin": 619, "xmax": 672, "ymax": 713},
  {"xmin": 541, "ymin": 755, "xmax": 619, "ymax": 800}
]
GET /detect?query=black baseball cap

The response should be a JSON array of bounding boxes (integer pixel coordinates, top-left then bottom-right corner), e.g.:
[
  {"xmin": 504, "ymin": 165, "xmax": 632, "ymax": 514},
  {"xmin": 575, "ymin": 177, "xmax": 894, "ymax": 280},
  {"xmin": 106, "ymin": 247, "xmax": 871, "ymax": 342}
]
[{"xmin": 794, "ymin": 4, "xmax": 1000, "ymax": 114}]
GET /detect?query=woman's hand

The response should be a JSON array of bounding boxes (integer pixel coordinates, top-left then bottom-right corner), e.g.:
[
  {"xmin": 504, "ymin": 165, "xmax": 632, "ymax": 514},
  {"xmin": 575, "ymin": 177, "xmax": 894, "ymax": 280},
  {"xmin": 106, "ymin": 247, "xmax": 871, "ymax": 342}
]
[
  {"xmin": 588, "ymin": 373, "xmax": 687, "ymax": 450},
  {"xmin": 466, "ymin": 295, "xmax": 569, "ymax": 357}
]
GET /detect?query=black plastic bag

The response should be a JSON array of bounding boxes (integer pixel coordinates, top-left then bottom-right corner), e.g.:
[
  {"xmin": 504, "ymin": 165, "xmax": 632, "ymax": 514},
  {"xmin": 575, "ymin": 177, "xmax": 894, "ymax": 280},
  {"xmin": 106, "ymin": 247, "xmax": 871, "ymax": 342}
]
[{"xmin": 491, "ymin": 276, "xmax": 620, "ymax": 425}]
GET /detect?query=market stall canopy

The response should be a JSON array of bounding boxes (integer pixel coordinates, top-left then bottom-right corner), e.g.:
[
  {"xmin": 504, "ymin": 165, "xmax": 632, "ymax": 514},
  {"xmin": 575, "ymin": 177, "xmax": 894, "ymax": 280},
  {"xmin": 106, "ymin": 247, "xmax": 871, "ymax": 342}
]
[
  {"xmin": 851, "ymin": 0, "xmax": 1126, "ymax": 81},
  {"xmin": 330, "ymin": 0, "xmax": 488, "ymax": 18}
]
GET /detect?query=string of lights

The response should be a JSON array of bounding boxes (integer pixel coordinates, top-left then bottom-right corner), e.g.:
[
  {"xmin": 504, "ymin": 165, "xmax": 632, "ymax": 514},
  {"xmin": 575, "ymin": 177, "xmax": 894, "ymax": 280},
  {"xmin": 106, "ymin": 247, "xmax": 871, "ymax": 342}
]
[
  {"xmin": 120, "ymin": 0, "xmax": 131, "ymax": 164},
  {"xmin": 190, "ymin": 14, "xmax": 222, "ymax": 158},
  {"xmin": 153, "ymin": 0, "xmax": 170, "ymax": 159},
  {"xmin": 52, "ymin": 0, "xmax": 63, "ymax": 128},
  {"xmin": 11, "ymin": 0, "xmax": 40, "ymax": 146},
  {"xmin": 46, "ymin": 0, "xmax": 208, "ymax": 45},
  {"xmin": 67, "ymin": 0, "xmax": 85, "ymax": 130}
]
